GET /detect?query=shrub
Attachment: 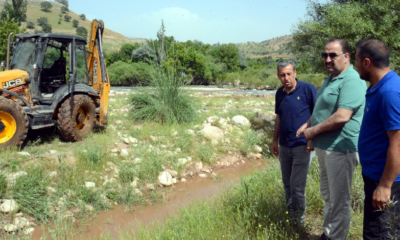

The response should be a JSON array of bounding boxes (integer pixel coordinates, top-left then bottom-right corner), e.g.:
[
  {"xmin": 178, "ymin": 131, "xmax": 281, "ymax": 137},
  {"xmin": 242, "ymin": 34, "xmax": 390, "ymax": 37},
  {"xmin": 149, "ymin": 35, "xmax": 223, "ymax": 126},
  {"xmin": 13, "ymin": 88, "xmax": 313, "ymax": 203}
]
[
  {"xmin": 72, "ymin": 19, "xmax": 79, "ymax": 27},
  {"xmin": 64, "ymin": 15, "xmax": 71, "ymax": 22},
  {"xmin": 76, "ymin": 26, "xmax": 88, "ymax": 38},
  {"xmin": 79, "ymin": 14, "xmax": 86, "ymax": 20},
  {"xmin": 129, "ymin": 69, "xmax": 198, "ymax": 124},
  {"xmin": 108, "ymin": 61, "xmax": 152, "ymax": 86},
  {"xmin": 61, "ymin": 5, "xmax": 68, "ymax": 13},
  {"xmin": 27, "ymin": 21, "xmax": 35, "ymax": 29},
  {"xmin": 41, "ymin": 22, "xmax": 52, "ymax": 33},
  {"xmin": 40, "ymin": 1, "xmax": 52, "ymax": 12},
  {"xmin": 37, "ymin": 17, "xmax": 48, "ymax": 26}
]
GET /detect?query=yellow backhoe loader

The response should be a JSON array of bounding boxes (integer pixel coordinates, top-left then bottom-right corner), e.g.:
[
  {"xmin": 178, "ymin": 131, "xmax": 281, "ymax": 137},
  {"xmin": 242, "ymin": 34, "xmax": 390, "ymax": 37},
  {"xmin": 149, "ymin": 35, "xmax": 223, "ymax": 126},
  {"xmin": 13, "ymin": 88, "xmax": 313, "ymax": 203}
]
[{"xmin": 0, "ymin": 19, "xmax": 110, "ymax": 149}]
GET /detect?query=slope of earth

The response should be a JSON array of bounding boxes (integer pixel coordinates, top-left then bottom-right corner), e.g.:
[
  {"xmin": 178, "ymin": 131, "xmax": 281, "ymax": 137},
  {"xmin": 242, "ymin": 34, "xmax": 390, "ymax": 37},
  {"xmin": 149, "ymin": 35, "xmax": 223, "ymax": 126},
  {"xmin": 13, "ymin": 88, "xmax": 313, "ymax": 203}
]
[
  {"xmin": 237, "ymin": 35, "xmax": 293, "ymax": 58},
  {"xmin": 0, "ymin": 0, "xmax": 146, "ymax": 52}
]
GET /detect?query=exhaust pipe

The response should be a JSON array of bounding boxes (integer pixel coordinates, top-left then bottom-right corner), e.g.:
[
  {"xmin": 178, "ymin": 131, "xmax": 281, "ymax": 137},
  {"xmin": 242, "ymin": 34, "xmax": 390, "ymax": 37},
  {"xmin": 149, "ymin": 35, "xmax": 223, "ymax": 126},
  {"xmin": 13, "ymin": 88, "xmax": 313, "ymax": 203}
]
[{"xmin": 6, "ymin": 32, "xmax": 13, "ymax": 70}]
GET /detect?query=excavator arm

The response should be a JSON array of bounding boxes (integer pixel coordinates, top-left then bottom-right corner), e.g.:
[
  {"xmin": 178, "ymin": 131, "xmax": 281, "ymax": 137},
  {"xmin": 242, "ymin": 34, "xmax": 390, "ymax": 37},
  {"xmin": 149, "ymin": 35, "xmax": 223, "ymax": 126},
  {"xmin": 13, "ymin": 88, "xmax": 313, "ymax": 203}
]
[{"xmin": 87, "ymin": 20, "xmax": 110, "ymax": 126}]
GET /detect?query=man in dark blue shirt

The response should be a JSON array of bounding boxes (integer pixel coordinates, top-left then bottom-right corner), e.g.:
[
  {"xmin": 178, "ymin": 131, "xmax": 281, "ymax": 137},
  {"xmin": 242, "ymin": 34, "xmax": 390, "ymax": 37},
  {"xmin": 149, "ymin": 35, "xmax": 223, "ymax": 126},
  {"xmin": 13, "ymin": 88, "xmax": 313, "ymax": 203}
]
[
  {"xmin": 272, "ymin": 60, "xmax": 317, "ymax": 223},
  {"xmin": 356, "ymin": 39, "xmax": 400, "ymax": 239}
]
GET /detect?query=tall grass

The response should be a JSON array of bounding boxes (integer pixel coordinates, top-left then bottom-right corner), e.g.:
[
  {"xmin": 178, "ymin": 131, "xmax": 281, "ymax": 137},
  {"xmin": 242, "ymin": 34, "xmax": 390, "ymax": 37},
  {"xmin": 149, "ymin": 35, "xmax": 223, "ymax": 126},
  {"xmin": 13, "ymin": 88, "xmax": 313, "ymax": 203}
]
[{"xmin": 129, "ymin": 70, "xmax": 198, "ymax": 124}]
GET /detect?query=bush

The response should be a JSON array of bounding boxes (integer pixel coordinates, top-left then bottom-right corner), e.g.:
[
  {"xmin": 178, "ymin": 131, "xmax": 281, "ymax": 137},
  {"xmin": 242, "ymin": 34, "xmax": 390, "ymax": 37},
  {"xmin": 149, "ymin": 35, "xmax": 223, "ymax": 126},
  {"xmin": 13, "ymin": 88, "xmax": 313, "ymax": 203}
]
[
  {"xmin": 37, "ymin": 17, "xmax": 48, "ymax": 26},
  {"xmin": 79, "ymin": 14, "xmax": 86, "ymax": 20},
  {"xmin": 27, "ymin": 21, "xmax": 35, "ymax": 29},
  {"xmin": 108, "ymin": 61, "xmax": 152, "ymax": 86},
  {"xmin": 41, "ymin": 22, "xmax": 52, "ymax": 33},
  {"xmin": 40, "ymin": 1, "xmax": 52, "ymax": 12},
  {"xmin": 72, "ymin": 19, "xmax": 79, "ymax": 27},
  {"xmin": 61, "ymin": 5, "xmax": 68, "ymax": 13},
  {"xmin": 129, "ymin": 69, "xmax": 198, "ymax": 124},
  {"xmin": 64, "ymin": 15, "xmax": 71, "ymax": 22},
  {"xmin": 76, "ymin": 26, "xmax": 88, "ymax": 38}
]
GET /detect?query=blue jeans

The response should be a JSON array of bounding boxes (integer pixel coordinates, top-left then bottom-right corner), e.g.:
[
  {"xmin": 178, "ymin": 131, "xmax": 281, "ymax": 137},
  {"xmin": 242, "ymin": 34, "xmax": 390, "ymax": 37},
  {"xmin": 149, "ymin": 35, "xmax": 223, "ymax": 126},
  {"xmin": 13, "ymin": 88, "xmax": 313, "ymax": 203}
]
[{"xmin": 279, "ymin": 145, "xmax": 311, "ymax": 223}]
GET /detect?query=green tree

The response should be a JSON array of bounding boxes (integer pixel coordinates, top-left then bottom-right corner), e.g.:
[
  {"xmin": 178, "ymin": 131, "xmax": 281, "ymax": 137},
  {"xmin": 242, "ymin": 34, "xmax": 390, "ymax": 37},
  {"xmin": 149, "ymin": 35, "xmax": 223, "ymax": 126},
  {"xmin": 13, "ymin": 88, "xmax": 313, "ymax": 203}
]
[
  {"xmin": 215, "ymin": 43, "xmax": 240, "ymax": 72},
  {"xmin": 55, "ymin": 0, "xmax": 68, "ymax": 7},
  {"xmin": 26, "ymin": 21, "xmax": 35, "ymax": 29},
  {"xmin": 289, "ymin": 0, "xmax": 400, "ymax": 72},
  {"xmin": 64, "ymin": 15, "xmax": 71, "ymax": 22},
  {"xmin": 0, "ymin": 0, "xmax": 27, "ymax": 25},
  {"xmin": 37, "ymin": 17, "xmax": 48, "ymax": 26},
  {"xmin": 40, "ymin": 1, "xmax": 52, "ymax": 12},
  {"xmin": 79, "ymin": 14, "xmax": 86, "ymax": 21},
  {"xmin": 0, "ymin": 19, "xmax": 25, "ymax": 61},
  {"xmin": 76, "ymin": 26, "xmax": 88, "ymax": 38},
  {"xmin": 72, "ymin": 19, "xmax": 79, "ymax": 28},
  {"xmin": 61, "ymin": 5, "xmax": 68, "ymax": 14},
  {"xmin": 41, "ymin": 22, "xmax": 52, "ymax": 33}
]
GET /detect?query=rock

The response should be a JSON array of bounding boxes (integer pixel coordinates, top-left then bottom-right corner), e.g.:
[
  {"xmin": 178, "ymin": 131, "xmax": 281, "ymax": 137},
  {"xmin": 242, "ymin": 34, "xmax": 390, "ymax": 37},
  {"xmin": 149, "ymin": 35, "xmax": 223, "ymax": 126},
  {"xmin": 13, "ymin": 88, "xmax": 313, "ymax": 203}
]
[
  {"xmin": 49, "ymin": 150, "xmax": 58, "ymax": 154},
  {"xmin": 246, "ymin": 153, "xmax": 262, "ymax": 159},
  {"xmin": 111, "ymin": 149, "xmax": 120, "ymax": 153},
  {"xmin": 129, "ymin": 137, "xmax": 138, "ymax": 144},
  {"xmin": 166, "ymin": 169, "xmax": 178, "ymax": 177},
  {"xmin": 158, "ymin": 171, "xmax": 174, "ymax": 186},
  {"xmin": 85, "ymin": 182, "xmax": 96, "ymax": 188},
  {"xmin": 207, "ymin": 116, "xmax": 219, "ymax": 125},
  {"xmin": 85, "ymin": 205, "xmax": 94, "ymax": 212},
  {"xmin": 15, "ymin": 212, "xmax": 23, "ymax": 217},
  {"xmin": 130, "ymin": 179, "xmax": 138, "ymax": 188},
  {"xmin": 175, "ymin": 148, "xmax": 181, "ymax": 153},
  {"xmin": 199, "ymin": 173, "xmax": 207, "ymax": 178},
  {"xmin": 254, "ymin": 145, "xmax": 263, "ymax": 153},
  {"xmin": 145, "ymin": 183, "xmax": 155, "ymax": 190},
  {"xmin": 24, "ymin": 227, "xmax": 35, "ymax": 235},
  {"xmin": 115, "ymin": 120, "xmax": 123, "ymax": 125},
  {"xmin": 123, "ymin": 138, "xmax": 130, "ymax": 144},
  {"xmin": 172, "ymin": 130, "xmax": 178, "ymax": 136},
  {"xmin": 134, "ymin": 188, "xmax": 144, "ymax": 197},
  {"xmin": 4, "ymin": 224, "xmax": 18, "ymax": 232},
  {"xmin": 232, "ymin": 115, "xmax": 251, "ymax": 128},
  {"xmin": 181, "ymin": 178, "xmax": 187, "ymax": 182},
  {"xmin": 202, "ymin": 168, "xmax": 211, "ymax": 173},
  {"xmin": 0, "ymin": 200, "xmax": 19, "ymax": 214},
  {"xmin": 211, "ymin": 173, "xmax": 218, "ymax": 178},
  {"xmin": 186, "ymin": 129, "xmax": 195, "ymax": 136},
  {"xmin": 17, "ymin": 152, "xmax": 30, "ymax": 156},
  {"xmin": 195, "ymin": 162, "xmax": 203, "ymax": 171},
  {"xmin": 47, "ymin": 186, "xmax": 57, "ymax": 194},
  {"xmin": 177, "ymin": 158, "xmax": 188, "ymax": 166},
  {"xmin": 120, "ymin": 149, "xmax": 129, "ymax": 157},
  {"xmin": 133, "ymin": 158, "xmax": 141, "ymax": 164},
  {"xmin": 14, "ymin": 217, "xmax": 29, "ymax": 228},
  {"xmin": 172, "ymin": 178, "xmax": 177, "ymax": 183},
  {"xmin": 200, "ymin": 126, "xmax": 224, "ymax": 141},
  {"xmin": 103, "ymin": 178, "xmax": 117, "ymax": 186}
]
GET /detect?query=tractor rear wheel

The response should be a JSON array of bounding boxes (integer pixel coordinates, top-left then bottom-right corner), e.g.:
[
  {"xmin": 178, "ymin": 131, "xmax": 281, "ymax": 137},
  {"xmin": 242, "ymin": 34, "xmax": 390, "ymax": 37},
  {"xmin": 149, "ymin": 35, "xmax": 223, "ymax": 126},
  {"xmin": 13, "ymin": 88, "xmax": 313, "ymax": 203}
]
[
  {"xmin": 57, "ymin": 95, "xmax": 95, "ymax": 142},
  {"xmin": 0, "ymin": 97, "xmax": 29, "ymax": 149}
]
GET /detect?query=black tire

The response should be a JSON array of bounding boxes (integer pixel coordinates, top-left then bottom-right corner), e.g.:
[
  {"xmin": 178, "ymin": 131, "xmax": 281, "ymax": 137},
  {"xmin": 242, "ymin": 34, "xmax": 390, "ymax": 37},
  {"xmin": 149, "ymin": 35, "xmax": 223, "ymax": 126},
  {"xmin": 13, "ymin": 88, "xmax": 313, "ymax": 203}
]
[
  {"xmin": 0, "ymin": 97, "xmax": 29, "ymax": 149},
  {"xmin": 57, "ymin": 95, "xmax": 96, "ymax": 142}
]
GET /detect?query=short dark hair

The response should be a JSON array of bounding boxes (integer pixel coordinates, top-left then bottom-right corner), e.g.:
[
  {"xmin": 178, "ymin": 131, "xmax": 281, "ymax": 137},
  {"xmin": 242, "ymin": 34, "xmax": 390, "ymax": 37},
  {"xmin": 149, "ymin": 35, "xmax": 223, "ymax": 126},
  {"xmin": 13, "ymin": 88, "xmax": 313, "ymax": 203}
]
[
  {"xmin": 355, "ymin": 39, "xmax": 390, "ymax": 68},
  {"xmin": 326, "ymin": 38, "xmax": 351, "ymax": 54},
  {"xmin": 276, "ymin": 60, "xmax": 295, "ymax": 73}
]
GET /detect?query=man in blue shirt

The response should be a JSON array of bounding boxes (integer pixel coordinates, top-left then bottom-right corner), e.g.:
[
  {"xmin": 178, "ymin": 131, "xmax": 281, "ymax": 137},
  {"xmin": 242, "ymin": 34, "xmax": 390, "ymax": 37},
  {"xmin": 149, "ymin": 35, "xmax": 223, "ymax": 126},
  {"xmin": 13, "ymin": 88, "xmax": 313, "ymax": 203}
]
[
  {"xmin": 356, "ymin": 39, "xmax": 400, "ymax": 239},
  {"xmin": 272, "ymin": 60, "xmax": 317, "ymax": 223}
]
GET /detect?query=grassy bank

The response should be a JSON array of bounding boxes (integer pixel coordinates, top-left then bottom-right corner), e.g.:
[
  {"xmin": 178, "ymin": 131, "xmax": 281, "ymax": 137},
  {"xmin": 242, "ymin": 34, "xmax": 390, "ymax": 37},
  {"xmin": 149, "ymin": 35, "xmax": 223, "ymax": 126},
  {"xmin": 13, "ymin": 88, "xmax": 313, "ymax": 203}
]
[{"xmin": 110, "ymin": 159, "xmax": 365, "ymax": 240}]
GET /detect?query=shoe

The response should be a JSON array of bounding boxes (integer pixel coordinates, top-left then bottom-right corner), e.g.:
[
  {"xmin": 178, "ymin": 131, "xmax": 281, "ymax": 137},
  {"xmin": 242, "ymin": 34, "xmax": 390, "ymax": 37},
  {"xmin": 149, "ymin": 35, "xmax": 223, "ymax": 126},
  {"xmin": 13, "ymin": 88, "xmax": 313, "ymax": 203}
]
[{"xmin": 319, "ymin": 233, "xmax": 330, "ymax": 240}]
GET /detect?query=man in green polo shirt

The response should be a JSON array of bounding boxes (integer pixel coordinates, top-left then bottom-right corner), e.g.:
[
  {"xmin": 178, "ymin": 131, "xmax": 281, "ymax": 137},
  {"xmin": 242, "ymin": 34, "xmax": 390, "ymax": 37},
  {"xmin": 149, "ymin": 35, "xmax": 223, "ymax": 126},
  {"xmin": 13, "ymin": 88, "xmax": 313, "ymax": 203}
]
[{"xmin": 297, "ymin": 38, "xmax": 367, "ymax": 240}]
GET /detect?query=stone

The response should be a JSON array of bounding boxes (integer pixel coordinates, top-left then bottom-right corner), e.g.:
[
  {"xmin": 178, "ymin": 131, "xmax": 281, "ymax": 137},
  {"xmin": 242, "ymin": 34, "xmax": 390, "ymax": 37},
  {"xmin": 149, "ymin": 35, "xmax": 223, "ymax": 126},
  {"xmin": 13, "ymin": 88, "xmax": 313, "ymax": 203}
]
[
  {"xmin": 199, "ymin": 173, "xmax": 207, "ymax": 178},
  {"xmin": 4, "ymin": 224, "xmax": 18, "ymax": 232},
  {"xmin": 166, "ymin": 169, "xmax": 178, "ymax": 177},
  {"xmin": 120, "ymin": 149, "xmax": 129, "ymax": 157},
  {"xmin": 158, "ymin": 171, "xmax": 174, "ymax": 186},
  {"xmin": 49, "ymin": 150, "xmax": 58, "ymax": 154},
  {"xmin": 85, "ymin": 205, "xmax": 95, "ymax": 212},
  {"xmin": 200, "ymin": 126, "xmax": 224, "ymax": 141},
  {"xmin": 111, "ymin": 149, "xmax": 119, "ymax": 153},
  {"xmin": 85, "ymin": 182, "xmax": 95, "ymax": 188},
  {"xmin": 186, "ymin": 129, "xmax": 195, "ymax": 136},
  {"xmin": 17, "ymin": 152, "xmax": 30, "ymax": 156},
  {"xmin": 195, "ymin": 162, "xmax": 203, "ymax": 171},
  {"xmin": 129, "ymin": 137, "xmax": 138, "ymax": 144},
  {"xmin": 181, "ymin": 178, "xmax": 187, "ymax": 182},
  {"xmin": 145, "ymin": 183, "xmax": 155, "ymax": 190},
  {"xmin": 133, "ymin": 158, "xmax": 141, "ymax": 164},
  {"xmin": 134, "ymin": 188, "xmax": 144, "ymax": 197},
  {"xmin": 232, "ymin": 115, "xmax": 251, "ymax": 128},
  {"xmin": 172, "ymin": 178, "xmax": 177, "ymax": 183},
  {"xmin": 123, "ymin": 138, "xmax": 130, "ymax": 144},
  {"xmin": 130, "ymin": 179, "xmax": 138, "ymax": 188},
  {"xmin": 0, "ymin": 200, "xmax": 19, "ymax": 214},
  {"xmin": 47, "ymin": 186, "xmax": 57, "ymax": 194},
  {"xmin": 49, "ymin": 171, "xmax": 57, "ymax": 178},
  {"xmin": 103, "ymin": 178, "xmax": 117, "ymax": 186},
  {"xmin": 172, "ymin": 131, "xmax": 179, "ymax": 136},
  {"xmin": 207, "ymin": 116, "xmax": 219, "ymax": 125},
  {"xmin": 177, "ymin": 158, "xmax": 188, "ymax": 166},
  {"xmin": 24, "ymin": 227, "xmax": 35, "ymax": 235},
  {"xmin": 14, "ymin": 217, "xmax": 29, "ymax": 228},
  {"xmin": 253, "ymin": 145, "xmax": 263, "ymax": 153}
]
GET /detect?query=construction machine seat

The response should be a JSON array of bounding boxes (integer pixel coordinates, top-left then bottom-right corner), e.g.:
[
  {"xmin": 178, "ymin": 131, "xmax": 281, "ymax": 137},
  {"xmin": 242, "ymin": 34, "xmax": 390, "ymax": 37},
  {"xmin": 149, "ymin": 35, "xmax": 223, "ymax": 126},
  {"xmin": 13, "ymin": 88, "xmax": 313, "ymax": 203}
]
[{"xmin": 49, "ymin": 56, "xmax": 66, "ymax": 76}]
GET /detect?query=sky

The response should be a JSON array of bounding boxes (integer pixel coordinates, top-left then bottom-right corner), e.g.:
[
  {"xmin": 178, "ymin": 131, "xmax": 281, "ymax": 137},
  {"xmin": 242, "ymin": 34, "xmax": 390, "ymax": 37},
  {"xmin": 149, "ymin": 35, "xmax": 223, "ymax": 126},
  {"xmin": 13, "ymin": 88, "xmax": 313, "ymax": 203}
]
[{"xmin": 66, "ymin": 0, "xmax": 329, "ymax": 45}]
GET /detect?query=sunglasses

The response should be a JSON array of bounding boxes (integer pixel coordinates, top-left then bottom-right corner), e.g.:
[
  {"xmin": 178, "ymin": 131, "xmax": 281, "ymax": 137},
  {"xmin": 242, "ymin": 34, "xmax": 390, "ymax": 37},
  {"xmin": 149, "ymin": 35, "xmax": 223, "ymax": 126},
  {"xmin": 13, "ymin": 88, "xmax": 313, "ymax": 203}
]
[{"xmin": 321, "ymin": 52, "xmax": 345, "ymax": 60}]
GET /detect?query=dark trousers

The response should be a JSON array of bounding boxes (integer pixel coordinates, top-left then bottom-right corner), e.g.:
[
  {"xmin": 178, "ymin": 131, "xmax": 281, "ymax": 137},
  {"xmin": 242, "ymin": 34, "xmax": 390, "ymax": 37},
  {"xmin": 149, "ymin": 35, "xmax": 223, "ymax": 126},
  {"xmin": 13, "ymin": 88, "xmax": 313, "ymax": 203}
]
[{"xmin": 363, "ymin": 174, "xmax": 400, "ymax": 240}]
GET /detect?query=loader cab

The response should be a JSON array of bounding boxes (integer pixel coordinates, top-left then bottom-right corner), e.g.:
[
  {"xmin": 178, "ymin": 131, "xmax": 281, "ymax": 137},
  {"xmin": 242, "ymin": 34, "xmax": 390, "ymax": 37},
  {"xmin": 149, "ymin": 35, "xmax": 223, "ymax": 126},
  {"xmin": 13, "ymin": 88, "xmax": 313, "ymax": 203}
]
[{"xmin": 10, "ymin": 33, "xmax": 89, "ymax": 102}]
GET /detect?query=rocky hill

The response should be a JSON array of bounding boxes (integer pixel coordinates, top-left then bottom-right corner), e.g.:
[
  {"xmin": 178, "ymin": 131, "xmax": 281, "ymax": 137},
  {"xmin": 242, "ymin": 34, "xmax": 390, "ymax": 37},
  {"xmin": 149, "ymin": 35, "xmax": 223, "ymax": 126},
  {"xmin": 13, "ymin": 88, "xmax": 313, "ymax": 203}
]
[{"xmin": 237, "ymin": 35, "xmax": 293, "ymax": 58}]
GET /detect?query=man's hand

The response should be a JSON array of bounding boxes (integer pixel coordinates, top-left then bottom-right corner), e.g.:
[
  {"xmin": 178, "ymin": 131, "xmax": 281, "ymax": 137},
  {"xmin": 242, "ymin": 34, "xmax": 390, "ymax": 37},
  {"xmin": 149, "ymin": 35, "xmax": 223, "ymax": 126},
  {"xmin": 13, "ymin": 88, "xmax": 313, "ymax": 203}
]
[
  {"xmin": 303, "ymin": 127, "xmax": 317, "ymax": 140},
  {"xmin": 296, "ymin": 122, "xmax": 309, "ymax": 137},
  {"xmin": 307, "ymin": 140, "xmax": 314, "ymax": 153},
  {"xmin": 272, "ymin": 141, "xmax": 279, "ymax": 156},
  {"xmin": 372, "ymin": 185, "xmax": 392, "ymax": 210}
]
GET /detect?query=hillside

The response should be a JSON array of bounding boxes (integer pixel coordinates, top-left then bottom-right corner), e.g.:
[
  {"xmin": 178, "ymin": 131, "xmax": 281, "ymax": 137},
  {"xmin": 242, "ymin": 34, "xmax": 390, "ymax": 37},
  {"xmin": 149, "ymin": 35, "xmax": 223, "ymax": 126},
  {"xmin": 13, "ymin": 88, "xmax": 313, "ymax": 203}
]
[
  {"xmin": 237, "ymin": 35, "xmax": 293, "ymax": 58},
  {"xmin": 0, "ymin": 0, "xmax": 145, "ymax": 52}
]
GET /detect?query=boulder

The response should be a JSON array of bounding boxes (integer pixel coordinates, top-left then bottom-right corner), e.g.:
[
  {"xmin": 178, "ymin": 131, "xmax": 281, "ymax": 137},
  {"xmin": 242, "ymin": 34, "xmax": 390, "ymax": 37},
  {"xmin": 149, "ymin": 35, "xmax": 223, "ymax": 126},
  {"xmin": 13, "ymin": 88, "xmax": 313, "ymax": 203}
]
[
  {"xmin": 158, "ymin": 171, "xmax": 174, "ymax": 186},
  {"xmin": 85, "ymin": 182, "xmax": 96, "ymax": 188},
  {"xmin": 4, "ymin": 224, "xmax": 18, "ymax": 232},
  {"xmin": 200, "ymin": 126, "xmax": 224, "ymax": 141},
  {"xmin": 253, "ymin": 112, "xmax": 275, "ymax": 130},
  {"xmin": 232, "ymin": 115, "xmax": 251, "ymax": 128},
  {"xmin": 120, "ymin": 149, "xmax": 129, "ymax": 157}
]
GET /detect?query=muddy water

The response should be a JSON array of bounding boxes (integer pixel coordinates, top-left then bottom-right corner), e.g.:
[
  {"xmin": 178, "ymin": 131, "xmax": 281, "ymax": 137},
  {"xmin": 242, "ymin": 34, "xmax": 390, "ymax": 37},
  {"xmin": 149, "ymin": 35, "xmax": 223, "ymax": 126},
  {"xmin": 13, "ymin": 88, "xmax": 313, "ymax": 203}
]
[{"xmin": 32, "ymin": 158, "xmax": 266, "ymax": 239}]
